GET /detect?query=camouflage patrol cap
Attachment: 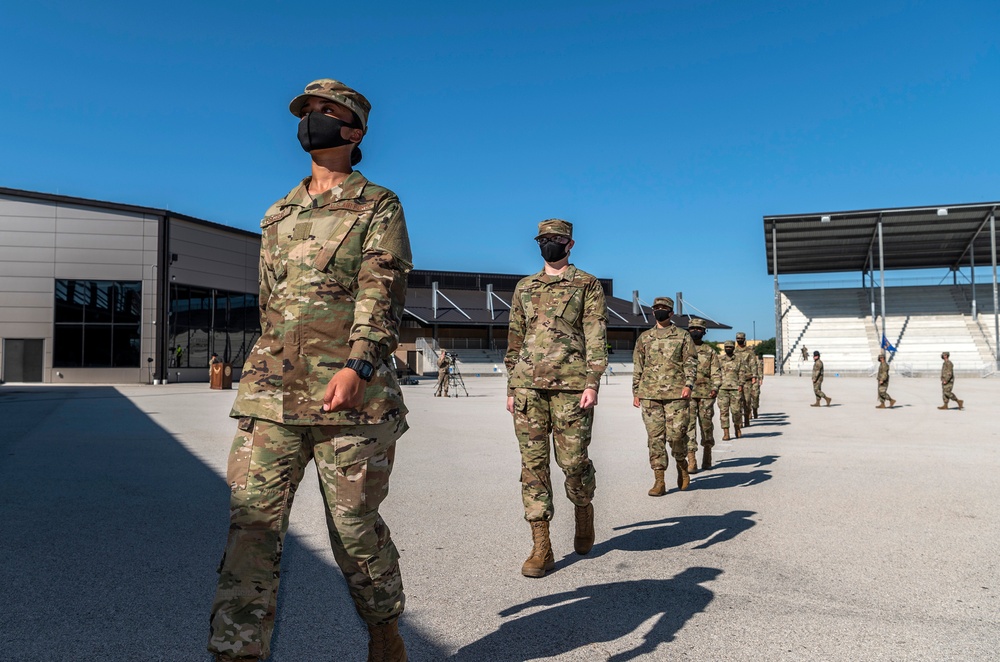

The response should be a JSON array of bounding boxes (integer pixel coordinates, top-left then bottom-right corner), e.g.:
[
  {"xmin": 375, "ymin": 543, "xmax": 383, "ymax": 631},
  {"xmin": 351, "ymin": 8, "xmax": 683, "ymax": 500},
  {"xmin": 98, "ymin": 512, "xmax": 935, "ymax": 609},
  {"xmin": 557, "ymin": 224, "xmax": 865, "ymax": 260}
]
[
  {"xmin": 289, "ymin": 79, "xmax": 371, "ymax": 131},
  {"xmin": 688, "ymin": 317, "xmax": 707, "ymax": 330},
  {"xmin": 653, "ymin": 296, "xmax": 674, "ymax": 309},
  {"xmin": 535, "ymin": 218, "xmax": 573, "ymax": 239},
  {"xmin": 942, "ymin": 351, "xmax": 950, "ymax": 357},
  {"xmin": 736, "ymin": 332, "xmax": 746, "ymax": 340},
  {"xmin": 724, "ymin": 340, "xmax": 735, "ymax": 349},
  {"xmin": 813, "ymin": 350, "xmax": 820, "ymax": 357}
]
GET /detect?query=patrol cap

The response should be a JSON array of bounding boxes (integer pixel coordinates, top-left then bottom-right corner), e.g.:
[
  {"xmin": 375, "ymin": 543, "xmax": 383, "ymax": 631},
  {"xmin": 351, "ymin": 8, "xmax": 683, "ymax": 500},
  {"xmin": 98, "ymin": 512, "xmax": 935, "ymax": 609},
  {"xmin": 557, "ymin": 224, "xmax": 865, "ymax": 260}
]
[
  {"xmin": 813, "ymin": 350, "xmax": 820, "ymax": 357},
  {"xmin": 653, "ymin": 296, "xmax": 674, "ymax": 309},
  {"xmin": 736, "ymin": 332, "xmax": 746, "ymax": 340},
  {"xmin": 724, "ymin": 340, "xmax": 735, "ymax": 349},
  {"xmin": 878, "ymin": 352, "xmax": 886, "ymax": 359},
  {"xmin": 535, "ymin": 218, "xmax": 573, "ymax": 239},
  {"xmin": 942, "ymin": 351, "xmax": 950, "ymax": 357},
  {"xmin": 289, "ymin": 79, "xmax": 372, "ymax": 131},
  {"xmin": 688, "ymin": 317, "xmax": 706, "ymax": 330}
]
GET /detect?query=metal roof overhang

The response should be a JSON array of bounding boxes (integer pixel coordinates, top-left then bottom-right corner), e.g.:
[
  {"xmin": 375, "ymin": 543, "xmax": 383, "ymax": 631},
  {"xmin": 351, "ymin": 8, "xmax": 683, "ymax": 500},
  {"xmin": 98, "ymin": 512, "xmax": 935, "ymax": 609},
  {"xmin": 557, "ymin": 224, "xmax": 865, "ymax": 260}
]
[{"xmin": 763, "ymin": 202, "xmax": 1000, "ymax": 276}]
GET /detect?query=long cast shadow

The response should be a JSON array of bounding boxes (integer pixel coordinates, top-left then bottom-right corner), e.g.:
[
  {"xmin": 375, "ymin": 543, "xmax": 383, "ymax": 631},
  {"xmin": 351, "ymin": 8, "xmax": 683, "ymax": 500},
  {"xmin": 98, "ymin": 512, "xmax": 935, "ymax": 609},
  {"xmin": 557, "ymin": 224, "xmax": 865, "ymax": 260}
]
[
  {"xmin": 0, "ymin": 386, "xmax": 447, "ymax": 661},
  {"xmin": 690, "ymin": 469, "xmax": 772, "ymax": 490},
  {"xmin": 712, "ymin": 455, "xmax": 779, "ymax": 469},
  {"xmin": 450, "ymin": 567, "xmax": 722, "ymax": 661}
]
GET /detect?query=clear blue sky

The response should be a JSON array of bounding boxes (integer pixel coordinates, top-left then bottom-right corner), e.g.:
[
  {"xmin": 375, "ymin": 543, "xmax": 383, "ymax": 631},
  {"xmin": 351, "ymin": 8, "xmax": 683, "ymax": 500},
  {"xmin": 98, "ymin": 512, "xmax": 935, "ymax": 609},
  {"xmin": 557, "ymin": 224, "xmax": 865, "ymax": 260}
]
[{"xmin": 2, "ymin": 0, "xmax": 999, "ymax": 339}]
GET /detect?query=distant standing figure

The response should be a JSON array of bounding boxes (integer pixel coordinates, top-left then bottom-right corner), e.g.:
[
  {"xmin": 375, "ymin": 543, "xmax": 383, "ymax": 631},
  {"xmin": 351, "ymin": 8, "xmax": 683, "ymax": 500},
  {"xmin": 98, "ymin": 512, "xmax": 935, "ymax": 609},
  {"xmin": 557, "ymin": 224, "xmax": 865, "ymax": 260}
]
[
  {"xmin": 801, "ymin": 345, "xmax": 809, "ymax": 361},
  {"xmin": 811, "ymin": 350, "xmax": 831, "ymax": 406},
  {"xmin": 875, "ymin": 353, "xmax": 896, "ymax": 409},
  {"xmin": 938, "ymin": 351, "xmax": 964, "ymax": 410},
  {"xmin": 434, "ymin": 349, "xmax": 450, "ymax": 397},
  {"xmin": 685, "ymin": 318, "xmax": 721, "ymax": 473},
  {"xmin": 717, "ymin": 340, "xmax": 747, "ymax": 439}
]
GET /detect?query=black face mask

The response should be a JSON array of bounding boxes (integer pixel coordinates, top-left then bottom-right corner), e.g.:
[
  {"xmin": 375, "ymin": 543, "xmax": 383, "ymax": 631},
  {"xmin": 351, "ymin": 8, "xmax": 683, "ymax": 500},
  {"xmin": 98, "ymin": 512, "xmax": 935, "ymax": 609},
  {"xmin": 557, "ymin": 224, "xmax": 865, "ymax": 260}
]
[
  {"xmin": 297, "ymin": 112, "xmax": 358, "ymax": 152},
  {"xmin": 725, "ymin": 348, "xmax": 734, "ymax": 356},
  {"xmin": 539, "ymin": 240, "xmax": 568, "ymax": 263},
  {"xmin": 653, "ymin": 310, "xmax": 672, "ymax": 323},
  {"xmin": 690, "ymin": 330, "xmax": 704, "ymax": 341}
]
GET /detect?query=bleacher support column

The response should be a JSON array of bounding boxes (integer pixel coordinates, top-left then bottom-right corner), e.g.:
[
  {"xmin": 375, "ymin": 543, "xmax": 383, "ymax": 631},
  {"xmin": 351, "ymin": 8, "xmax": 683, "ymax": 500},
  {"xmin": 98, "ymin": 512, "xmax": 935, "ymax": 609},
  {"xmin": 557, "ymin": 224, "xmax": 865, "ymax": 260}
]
[
  {"xmin": 772, "ymin": 224, "xmax": 782, "ymax": 375},
  {"xmin": 878, "ymin": 216, "xmax": 886, "ymax": 345},
  {"xmin": 991, "ymin": 211, "xmax": 999, "ymax": 368}
]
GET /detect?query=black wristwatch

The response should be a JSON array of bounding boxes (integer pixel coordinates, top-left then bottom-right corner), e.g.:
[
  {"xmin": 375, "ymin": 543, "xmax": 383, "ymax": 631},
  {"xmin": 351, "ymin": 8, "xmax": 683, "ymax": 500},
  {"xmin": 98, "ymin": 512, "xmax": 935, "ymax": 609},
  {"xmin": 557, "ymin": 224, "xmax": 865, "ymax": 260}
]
[{"xmin": 345, "ymin": 358, "xmax": 375, "ymax": 382}]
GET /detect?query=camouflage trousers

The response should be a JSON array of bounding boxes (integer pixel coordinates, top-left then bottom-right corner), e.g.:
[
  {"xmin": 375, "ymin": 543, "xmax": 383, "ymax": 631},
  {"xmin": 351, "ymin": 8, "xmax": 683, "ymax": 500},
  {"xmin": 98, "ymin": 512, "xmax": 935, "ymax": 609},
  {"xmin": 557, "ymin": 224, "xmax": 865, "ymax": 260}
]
[
  {"xmin": 434, "ymin": 370, "xmax": 449, "ymax": 396},
  {"xmin": 739, "ymin": 381, "xmax": 752, "ymax": 417},
  {"xmin": 717, "ymin": 389, "xmax": 741, "ymax": 429},
  {"xmin": 750, "ymin": 381, "xmax": 761, "ymax": 410},
  {"xmin": 878, "ymin": 382, "xmax": 892, "ymax": 403},
  {"xmin": 513, "ymin": 387, "xmax": 595, "ymax": 522},
  {"xmin": 813, "ymin": 380, "xmax": 826, "ymax": 400},
  {"xmin": 640, "ymin": 398, "xmax": 690, "ymax": 470},
  {"xmin": 208, "ymin": 417, "xmax": 407, "ymax": 660},
  {"xmin": 942, "ymin": 381, "xmax": 959, "ymax": 404},
  {"xmin": 686, "ymin": 397, "xmax": 716, "ymax": 449}
]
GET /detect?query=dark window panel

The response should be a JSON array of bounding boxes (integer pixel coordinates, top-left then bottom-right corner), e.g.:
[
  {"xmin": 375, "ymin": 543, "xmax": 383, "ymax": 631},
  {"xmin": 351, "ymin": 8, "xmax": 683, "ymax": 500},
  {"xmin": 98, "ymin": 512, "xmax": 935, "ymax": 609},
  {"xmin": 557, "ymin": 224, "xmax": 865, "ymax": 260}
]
[
  {"xmin": 83, "ymin": 326, "xmax": 113, "ymax": 367},
  {"xmin": 52, "ymin": 325, "xmax": 84, "ymax": 367}
]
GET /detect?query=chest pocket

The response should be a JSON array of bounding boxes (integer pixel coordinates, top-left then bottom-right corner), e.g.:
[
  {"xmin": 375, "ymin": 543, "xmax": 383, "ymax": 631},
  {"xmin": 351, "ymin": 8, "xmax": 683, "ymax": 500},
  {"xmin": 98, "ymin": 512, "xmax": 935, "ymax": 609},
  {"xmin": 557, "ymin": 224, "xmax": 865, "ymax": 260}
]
[
  {"xmin": 311, "ymin": 200, "xmax": 376, "ymax": 294},
  {"xmin": 547, "ymin": 286, "xmax": 584, "ymax": 325},
  {"xmin": 261, "ymin": 207, "xmax": 293, "ymax": 280},
  {"xmin": 652, "ymin": 337, "xmax": 683, "ymax": 362}
]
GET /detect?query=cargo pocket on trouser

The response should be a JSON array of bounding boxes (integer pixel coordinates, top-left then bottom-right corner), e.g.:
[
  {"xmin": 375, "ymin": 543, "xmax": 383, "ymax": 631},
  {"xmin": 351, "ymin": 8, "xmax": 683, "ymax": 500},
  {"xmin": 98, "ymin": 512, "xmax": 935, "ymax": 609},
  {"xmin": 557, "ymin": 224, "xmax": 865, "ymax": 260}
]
[{"xmin": 226, "ymin": 416, "xmax": 256, "ymax": 490}]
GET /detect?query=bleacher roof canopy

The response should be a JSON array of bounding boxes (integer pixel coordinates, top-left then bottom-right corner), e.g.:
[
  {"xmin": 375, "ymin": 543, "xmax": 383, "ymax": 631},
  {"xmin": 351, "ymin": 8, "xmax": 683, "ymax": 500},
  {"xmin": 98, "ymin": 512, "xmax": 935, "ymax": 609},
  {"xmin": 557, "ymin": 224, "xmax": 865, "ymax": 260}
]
[{"xmin": 763, "ymin": 202, "xmax": 1000, "ymax": 275}]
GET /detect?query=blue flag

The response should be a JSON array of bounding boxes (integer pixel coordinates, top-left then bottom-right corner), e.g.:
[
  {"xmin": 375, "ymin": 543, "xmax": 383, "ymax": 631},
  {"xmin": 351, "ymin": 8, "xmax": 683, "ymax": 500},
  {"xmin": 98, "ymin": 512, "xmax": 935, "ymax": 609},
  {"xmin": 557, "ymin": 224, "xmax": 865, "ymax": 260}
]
[{"xmin": 881, "ymin": 334, "xmax": 896, "ymax": 353}]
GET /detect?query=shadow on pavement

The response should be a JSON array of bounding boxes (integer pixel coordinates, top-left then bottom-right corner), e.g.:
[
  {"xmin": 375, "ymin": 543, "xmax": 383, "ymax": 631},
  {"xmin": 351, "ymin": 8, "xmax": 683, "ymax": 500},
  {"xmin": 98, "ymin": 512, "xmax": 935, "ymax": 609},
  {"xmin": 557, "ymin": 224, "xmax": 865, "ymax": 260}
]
[
  {"xmin": 689, "ymin": 469, "xmax": 772, "ymax": 490},
  {"xmin": 0, "ymin": 386, "xmax": 447, "ymax": 661},
  {"xmin": 738, "ymin": 430, "xmax": 783, "ymax": 438},
  {"xmin": 712, "ymin": 455, "xmax": 779, "ymax": 469},
  {"xmin": 450, "ymin": 567, "xmax": 722, "ymax": 661}
]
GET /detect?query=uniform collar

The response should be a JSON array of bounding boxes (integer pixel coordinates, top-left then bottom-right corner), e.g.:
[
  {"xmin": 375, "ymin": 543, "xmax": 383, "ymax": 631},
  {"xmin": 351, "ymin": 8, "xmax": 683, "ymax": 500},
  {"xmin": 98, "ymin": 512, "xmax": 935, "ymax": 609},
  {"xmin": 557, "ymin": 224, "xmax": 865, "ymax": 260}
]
[
  {"xmin": 531, "ymin": 263, "xmax": 577, "ymax": 283},
  {"xmin": 286, "ymin": 170, "xmax": 369, "ymax": 208}
]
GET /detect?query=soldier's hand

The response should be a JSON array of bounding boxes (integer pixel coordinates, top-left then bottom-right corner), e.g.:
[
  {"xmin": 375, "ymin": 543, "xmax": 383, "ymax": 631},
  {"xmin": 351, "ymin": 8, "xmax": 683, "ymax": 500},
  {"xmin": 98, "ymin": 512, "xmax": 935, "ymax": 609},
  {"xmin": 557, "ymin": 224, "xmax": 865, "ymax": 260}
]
[
  {"xmin": 323, "ymin": 368, "xmax": 365, "ymax": 412},
  {"xmin": 632, "ymin": 396, "xmax": 641, "ymax": 408},
  {"xmin": 506, "ymin": 396, "xmax": 515, "ymax": 414},
  {"xmin": 580, "ymin": 388, "xmax": 598, "ymax": 410},
  {"xmin": 681, "ymin": 386, "xmax": 692, "ymax": 399},
  {"xmin": 709, "ymin": 390, "xmax": 717, "ymax": 398}
]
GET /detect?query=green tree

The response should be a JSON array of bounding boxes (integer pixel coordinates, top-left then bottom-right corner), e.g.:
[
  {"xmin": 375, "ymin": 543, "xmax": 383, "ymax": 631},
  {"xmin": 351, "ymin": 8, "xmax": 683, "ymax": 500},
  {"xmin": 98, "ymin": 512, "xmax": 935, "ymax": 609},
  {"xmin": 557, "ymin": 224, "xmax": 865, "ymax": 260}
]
[{"xmin": 754, "ymin": 337, "xmax": 776, "ymax": 357}]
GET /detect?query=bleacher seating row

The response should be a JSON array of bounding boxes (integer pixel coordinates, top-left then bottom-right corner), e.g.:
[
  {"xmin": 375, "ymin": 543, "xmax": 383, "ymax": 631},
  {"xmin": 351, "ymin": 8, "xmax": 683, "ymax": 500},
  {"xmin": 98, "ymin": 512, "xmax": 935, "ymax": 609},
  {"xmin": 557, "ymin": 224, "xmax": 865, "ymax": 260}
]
[{"xmin": 781, "ymin": 285, "xmax": 996, "ymax": 375}]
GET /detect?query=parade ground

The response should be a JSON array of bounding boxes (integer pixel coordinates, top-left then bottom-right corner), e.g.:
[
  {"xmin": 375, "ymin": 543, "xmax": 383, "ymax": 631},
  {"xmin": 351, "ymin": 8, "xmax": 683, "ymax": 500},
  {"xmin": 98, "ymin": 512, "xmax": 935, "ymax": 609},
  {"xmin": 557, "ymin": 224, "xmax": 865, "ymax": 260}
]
[{"xmin": 2, "ymin": 374, "xmax": 998, "ymax": 661}]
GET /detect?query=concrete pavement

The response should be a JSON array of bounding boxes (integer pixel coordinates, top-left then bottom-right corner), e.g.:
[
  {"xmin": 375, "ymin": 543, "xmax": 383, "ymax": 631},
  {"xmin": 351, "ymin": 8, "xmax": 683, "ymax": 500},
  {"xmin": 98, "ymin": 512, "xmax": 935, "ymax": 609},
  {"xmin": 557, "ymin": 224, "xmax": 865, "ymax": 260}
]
[{"xmin": 1, "ymin": 373, "xmax": 997, "ymax": 660}]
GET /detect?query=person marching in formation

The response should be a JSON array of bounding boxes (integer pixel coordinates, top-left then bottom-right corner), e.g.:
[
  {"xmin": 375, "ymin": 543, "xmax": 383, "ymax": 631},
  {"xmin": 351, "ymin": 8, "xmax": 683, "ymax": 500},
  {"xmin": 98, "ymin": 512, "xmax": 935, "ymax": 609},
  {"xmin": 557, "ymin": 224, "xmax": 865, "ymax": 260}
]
[
  {"xmin": 717, "ymin": 340, "xmax": 747, "ymax": 439},
  {"xmin": 733, "ymin": 332, "xmax": 756, "ymax": 427},
  {"xmin": 875, "ymin": 352, "xmax": 896, "ymax": 409},
  {"xmin": 938, "ymin": 351, "xmax": 964, "ymax": 410},
  {"xmin": 505, "ymin": 219, "xmax": 607, "ymax": 578},
  {"xmin": 208, "ymin": 79, "xmax": 412, "ymax": 662},
  {"xmin": 434, "ymin": 349, "xmax": 450, "ymax": 397},
  {"xmin": 632, "ymin": 297, "xmax": 697, "ymax": 495},
  {"xmin": 685, "ymin": 318, "xmax": 721, "ymax": 473},
  {"xmin": 811, "ymin": 350, "xmax": 831, "ymax": 406},
  {"xmin": 749, "ymin": 342, "xmax": 763, "ymax": 419}
]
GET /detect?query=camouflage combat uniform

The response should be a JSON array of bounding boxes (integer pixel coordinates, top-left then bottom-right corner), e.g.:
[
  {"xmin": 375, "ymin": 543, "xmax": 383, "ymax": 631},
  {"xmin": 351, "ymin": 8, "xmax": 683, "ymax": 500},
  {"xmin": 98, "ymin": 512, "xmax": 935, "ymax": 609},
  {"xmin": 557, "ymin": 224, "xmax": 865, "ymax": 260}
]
[
  {"xmin": 877, "ymin": 360, "xmax": 893, "ymax": 404},
  {"xmin": 812, "ymin": 358, "xmax": 827, "ymax": 400},
  {"xmin": 717, "ymin": 347, "xmax": 746, "ymax": 431},
  {"xmin": 434, "ymin": 353, "xmax": 450, "ymax": 397},
  {"xmin": 749, "ymin": 349, "xmax": 763, "ymax": 413},
  {"xmin": 505, "ymin": 264, "xmax": 608, "ymax": 522},
  {"xmin": 941, "ymin": 356, "xmax": 961, "ymax": 407},
  {"xmin": 633, "ymin": 323, "xmax": 697, "ymax": 470},
  {"xmin": 687, "ymin": 340, "xmax": 722, "ymax": 449},
  {"xmin": 734, "ymin": 338, "xmax": 755, "ymax": 422},
  {"xmin": 208, "ymin": 170, "xmax": 412, "ymax": 660}
]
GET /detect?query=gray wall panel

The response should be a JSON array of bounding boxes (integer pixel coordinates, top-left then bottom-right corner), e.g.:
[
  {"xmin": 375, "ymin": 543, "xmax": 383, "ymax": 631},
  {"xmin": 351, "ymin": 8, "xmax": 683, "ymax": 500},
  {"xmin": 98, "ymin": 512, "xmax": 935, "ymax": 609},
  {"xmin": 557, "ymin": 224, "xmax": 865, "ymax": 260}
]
[
  {"xmin": 0, "ymin": 197, "xmax": 58, "ymax": 218},
  {"xmin": 55, "ymin": 233, "xmax": 145, "ymax": 251},
  {"xmin": 0, "ymin": 276, "xmax": 54, "ymax": 292},
  {"xmin": 0, "ymin": 246, "xmax": 56, "ymax": 263},
  {"xmin": 53, "ymin": 218, "xmax": 149, "ymax": 236},
  {"xmin": 0, "ymin": 231, "xmax": 56, "ymax": 248},
  {"xmin": 0, "ymin": 321, "xmax": 51, "ymax": 336},
  {"xmin": 0, "ymin": 217, "xmax": 56, "ymax": 233},
  {"xmin": 54, "ymin": 263, "xmax": 145, "ymax": 280},
  {"xmin": 54, "ymin": 248, "xmax": 145, "ymax": 265},
  {"xmin": 52, "ymin": 204, "xmax": 146, "ymax": 223},
  {"xmin": 0, "ymin": 292, "xmax": 51, "ymax": 308},
  {"xmin": 0, "ymin": 307, "xmax": 51, "ymax": 324}
]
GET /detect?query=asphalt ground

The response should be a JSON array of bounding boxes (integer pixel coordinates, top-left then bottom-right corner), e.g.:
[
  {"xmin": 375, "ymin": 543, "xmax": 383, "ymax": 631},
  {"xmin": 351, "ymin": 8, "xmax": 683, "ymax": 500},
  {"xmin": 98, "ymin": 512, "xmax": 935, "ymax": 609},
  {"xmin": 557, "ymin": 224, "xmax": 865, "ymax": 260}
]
[{"xmin": 2, "ymin": 373, "xmax": 998, "ymax": 661}]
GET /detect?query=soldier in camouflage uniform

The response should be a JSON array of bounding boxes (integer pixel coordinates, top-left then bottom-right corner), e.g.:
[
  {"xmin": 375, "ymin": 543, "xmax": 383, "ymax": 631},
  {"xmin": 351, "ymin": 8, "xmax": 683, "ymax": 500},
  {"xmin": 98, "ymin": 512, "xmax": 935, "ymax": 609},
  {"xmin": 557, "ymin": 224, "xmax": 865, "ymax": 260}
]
[
  {"xmin": 434, "ymin": 349, "xmax": 450, "ymax": 397},
  {"xmin": 734, "ymin": 332, "xmax": 757, "ymax": 427},
  {"xmin": 717, "ymin": 340, "xmax": 747, "ymax": 439},
  {"xmin": 632, "ymin": 297, "xmax": 697, "ymax": 496},
  {"xmin": 685, "ymin": 318, "xmax": 722, "ymax": 473},
  {"xmin": 208, "ymin": 79, "xmax": 411, "ymax": 662},
  {"xmin": 505, "ymin": 219, "xmax": 607, "ymax": 578},
  {"xmin": 938, "ymin": 351, "xmax": 964, "ymax": 410},
  {"xmin": 810, "ymin": 350, "xmax": 831, "ymax": 406},
  {"xmin": 875, "ymin": 353, "xmax": 896, "ymax": 409}
]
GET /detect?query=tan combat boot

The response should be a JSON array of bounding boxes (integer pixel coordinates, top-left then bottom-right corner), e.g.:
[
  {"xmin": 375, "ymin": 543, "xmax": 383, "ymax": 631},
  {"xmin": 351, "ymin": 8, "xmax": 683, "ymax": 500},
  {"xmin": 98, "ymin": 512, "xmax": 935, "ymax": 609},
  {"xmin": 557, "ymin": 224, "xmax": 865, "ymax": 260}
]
[
  {"xmin": 521, "ymin": 521, "xmax": 555, "ymax": 578},
  {"xmin": 574, "ymin": 503, "xmax": 594, "ymax": 555},
  {"xmin": 734, "ymin": 425, "xmax": 742, "ymax": 438},
  {"xmin": 367, "ymin": 619, "xmax": 407, "ymax": 662},
  {"xmin": 722, "ymin": 429, "xmax": 731, "ymax": 441},
  {"xmin": 824, "ymin": 396, "xmax": 832, "ymax": 406},
  {"xmin": 889, "ymin": 399, "xmax": 896, "ymax": 408},
  {"xmin": 702, "ymin": 445, "xmax": 713, "ymax": 470},
  {"xmin": 875, "ymin": 402, "xmax": 885, "ymax": 409},
  {"xmin": 676, "ymin": 459, "xmax": 690, "ymax": 490},
  {"xmin": 648, "ymin": 469, "xmax": 667, "ymax": 496},
  {"xmin": 687, "ymin": 450, "xmax": 698, "ymax": 474},
  {"xmin": 937, "ymin": 404, "xmax": 948, "ymax": 410},
  {"xmin": 753, "ymin": 407, "xmax": 759, "ymax": 418},
  {"xmin": 743, "ymin": 410, "xmax": 751, "ymax": 427},
  {"xmin": 810, "ymin": 398, "xmax": 821, "ymax": 407},
  {"xmin": 958, "ymin": 399, "xmax": 964, "ymax": 410}
]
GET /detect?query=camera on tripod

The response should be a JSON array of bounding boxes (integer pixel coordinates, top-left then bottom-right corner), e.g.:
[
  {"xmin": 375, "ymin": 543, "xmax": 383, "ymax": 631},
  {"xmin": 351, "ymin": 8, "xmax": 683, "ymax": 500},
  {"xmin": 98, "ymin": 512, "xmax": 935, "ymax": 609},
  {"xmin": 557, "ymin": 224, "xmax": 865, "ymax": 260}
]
[{"xmin": 444, "ymin": 352, "xmax": 458, "ymax": 361}]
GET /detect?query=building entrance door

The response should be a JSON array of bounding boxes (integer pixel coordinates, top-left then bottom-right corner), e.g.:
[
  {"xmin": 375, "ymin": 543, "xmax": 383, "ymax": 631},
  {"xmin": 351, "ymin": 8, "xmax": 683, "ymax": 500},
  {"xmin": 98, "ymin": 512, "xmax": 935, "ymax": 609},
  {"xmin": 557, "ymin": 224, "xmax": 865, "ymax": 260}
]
[{"xmin": 3, "ymin": 338, "xmax": 44, "ymax": 382}]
